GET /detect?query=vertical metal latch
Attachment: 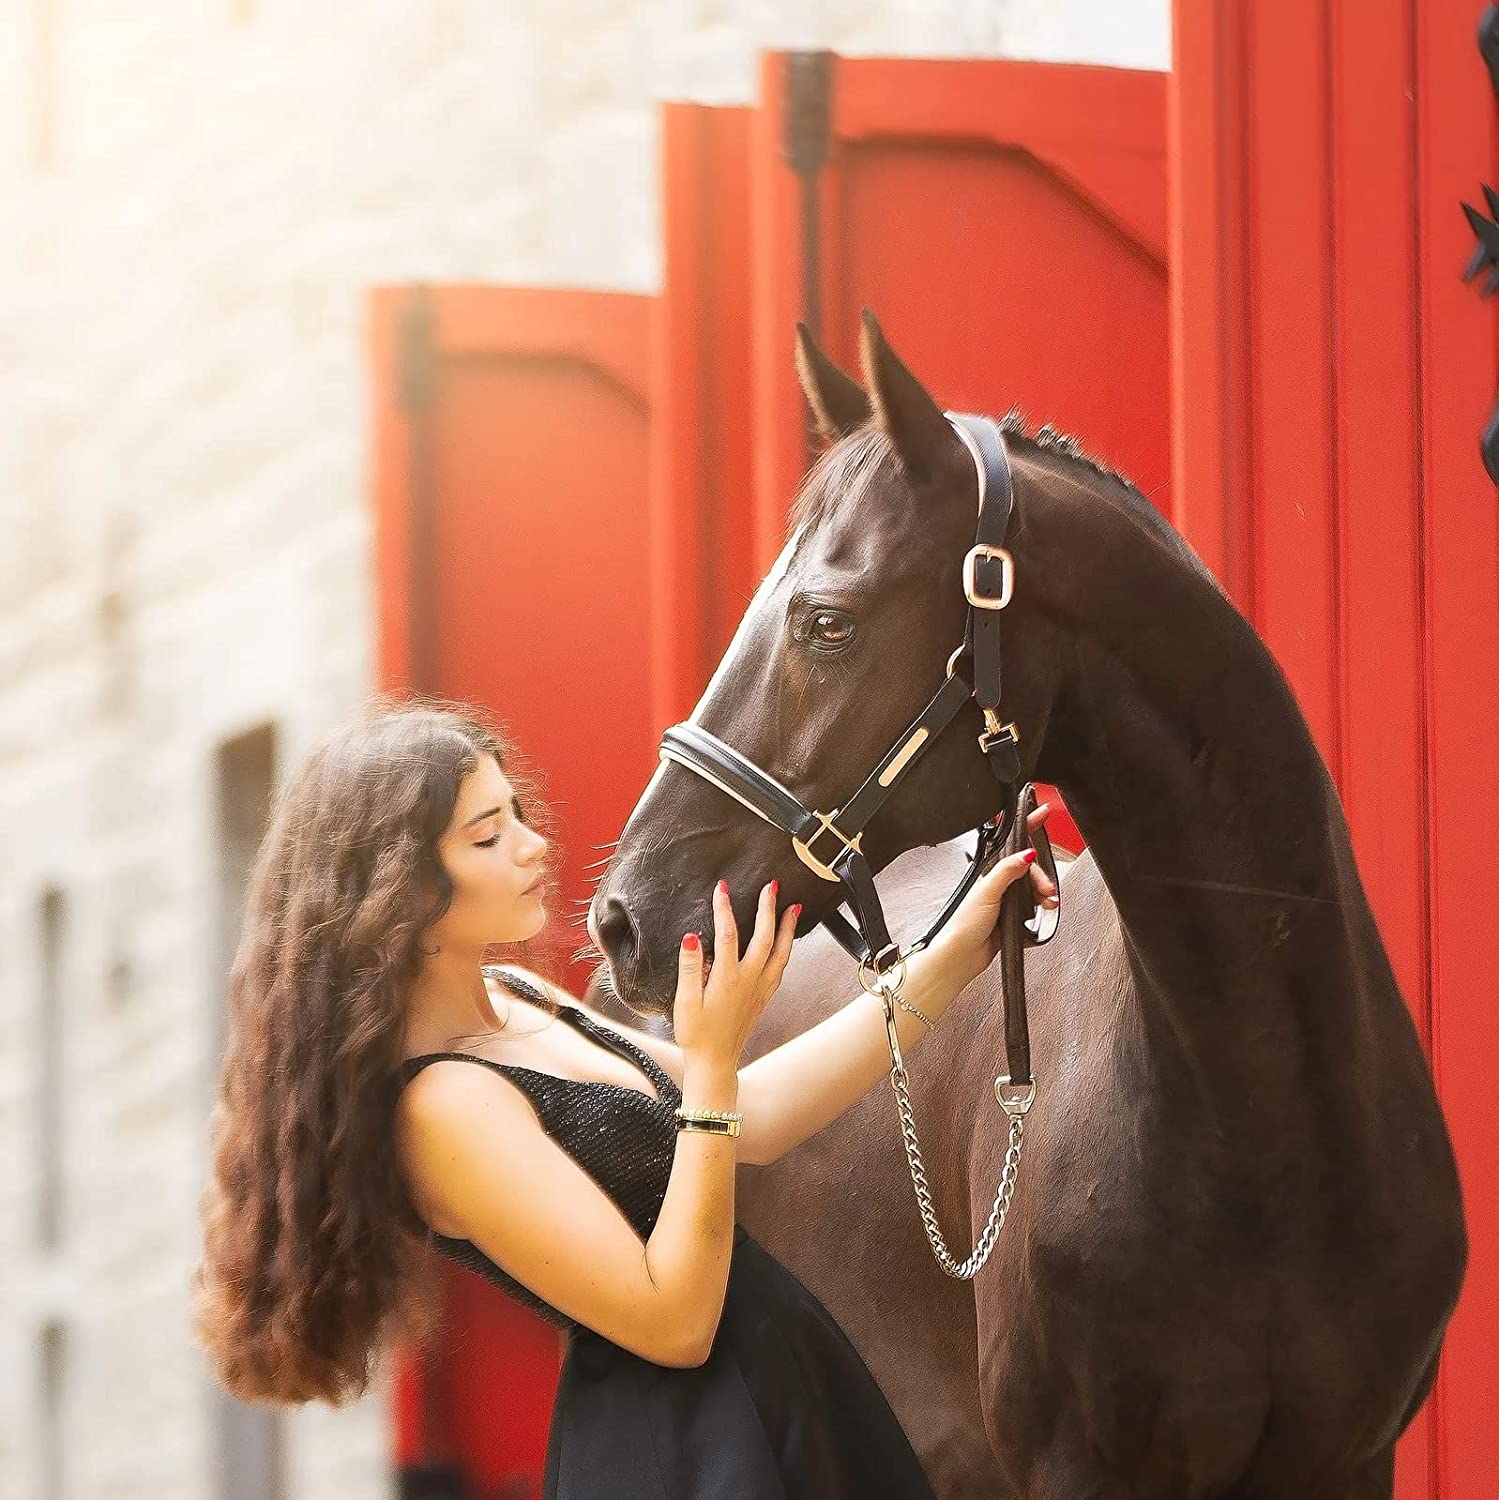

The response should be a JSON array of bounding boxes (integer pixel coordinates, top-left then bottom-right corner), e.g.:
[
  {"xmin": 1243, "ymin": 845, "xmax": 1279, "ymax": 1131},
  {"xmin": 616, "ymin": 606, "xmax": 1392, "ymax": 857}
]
[{"xmin": 782, "ymin": 50, "xmax": 832, "ymax": 180}]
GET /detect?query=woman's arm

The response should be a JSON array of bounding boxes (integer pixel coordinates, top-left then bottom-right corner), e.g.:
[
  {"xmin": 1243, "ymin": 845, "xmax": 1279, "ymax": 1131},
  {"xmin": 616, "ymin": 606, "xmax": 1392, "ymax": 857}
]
[
  {"xmin": 733, "ymin": 944, "xmax": 972, "ymax": 1165},
  {"xmin": 507, "ymin": 957, "xmax": 968, "ymax": 1166}
]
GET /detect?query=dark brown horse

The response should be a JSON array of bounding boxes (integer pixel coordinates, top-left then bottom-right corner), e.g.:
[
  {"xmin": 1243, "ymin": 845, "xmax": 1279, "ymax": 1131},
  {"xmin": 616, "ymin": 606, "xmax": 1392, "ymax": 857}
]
[{"xmin": 588, "ymin": 314, "xmax": 1466, "ymax": 1499}]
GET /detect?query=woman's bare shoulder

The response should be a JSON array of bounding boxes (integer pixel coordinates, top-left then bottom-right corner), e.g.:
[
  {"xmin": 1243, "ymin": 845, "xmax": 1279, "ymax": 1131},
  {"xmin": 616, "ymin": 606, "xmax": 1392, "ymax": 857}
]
[{"xmin": 395, "ymin": 1052, "xmax": 547, "ymax": 1238}]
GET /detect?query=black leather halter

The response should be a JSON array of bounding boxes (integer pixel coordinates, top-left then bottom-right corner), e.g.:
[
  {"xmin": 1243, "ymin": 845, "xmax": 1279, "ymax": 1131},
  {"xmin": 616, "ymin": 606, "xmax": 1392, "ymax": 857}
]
[{"xmin": 659, "ymin": 413, "xmax": 1059, "ymax": 1089}]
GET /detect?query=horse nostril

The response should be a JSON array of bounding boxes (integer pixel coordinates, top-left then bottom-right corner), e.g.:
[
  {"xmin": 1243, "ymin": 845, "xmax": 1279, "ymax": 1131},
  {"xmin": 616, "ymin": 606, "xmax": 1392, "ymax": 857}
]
[{"xmin": 594, "ymin": 895, "xmax": 640, "ymax": 966}]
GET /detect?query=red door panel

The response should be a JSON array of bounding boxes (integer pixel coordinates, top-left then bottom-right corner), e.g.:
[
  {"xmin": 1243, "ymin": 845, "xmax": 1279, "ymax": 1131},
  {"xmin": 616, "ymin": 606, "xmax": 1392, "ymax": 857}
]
[
  {"xmin": 1172, "ymin": 1, "xmax": 1499, "ymax": 1491},
  {"xmin": 652, "ymin": 104, "xmax": 757, "ymax": 730},
  {"xmin": 751, "ymin": 54, "xmax": 1170, "ymax": 564},
  {"xmin": 371, "ymin": 284, "xmax": 653, "ymax": 1500}
]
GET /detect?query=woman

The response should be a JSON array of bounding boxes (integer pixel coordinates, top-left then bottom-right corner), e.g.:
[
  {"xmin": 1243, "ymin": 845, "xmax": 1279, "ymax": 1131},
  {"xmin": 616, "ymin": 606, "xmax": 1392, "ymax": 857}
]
[{"xmin": 193, "ymin": 699, "xmax": 1056, "ymax": 1497}]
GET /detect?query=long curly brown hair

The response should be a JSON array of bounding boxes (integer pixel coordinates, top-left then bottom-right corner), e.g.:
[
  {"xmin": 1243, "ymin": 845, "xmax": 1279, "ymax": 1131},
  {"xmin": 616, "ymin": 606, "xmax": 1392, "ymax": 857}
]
[{"xmin": 192, "ymin": 694, "xmax": 562, "ymax": 1405}]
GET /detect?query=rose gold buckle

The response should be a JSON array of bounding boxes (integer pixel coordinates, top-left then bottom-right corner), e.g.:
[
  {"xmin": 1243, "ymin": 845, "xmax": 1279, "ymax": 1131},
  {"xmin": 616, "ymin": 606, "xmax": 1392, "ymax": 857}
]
[
  {"xmin": 792, "ymin": 811, "xmax": 862, "ymax": 883},
  {"xmin": 978, "ymin": 711, "xmax": 1019, "ymax": 753},
  {"xmin": 963, "ymin": 545, "xmax": 1014, "ymax": 610}
]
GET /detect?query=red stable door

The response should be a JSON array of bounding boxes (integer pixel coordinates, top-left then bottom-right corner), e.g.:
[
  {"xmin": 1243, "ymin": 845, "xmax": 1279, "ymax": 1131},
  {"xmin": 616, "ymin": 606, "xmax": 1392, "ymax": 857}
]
[
  {"xmin": 1172, "ymin": 2, "xmax": 1499, "ymax": 1494},
  {"xmin": 371, "ymin": 284, "xmax": 654, "ymax": 1500}
]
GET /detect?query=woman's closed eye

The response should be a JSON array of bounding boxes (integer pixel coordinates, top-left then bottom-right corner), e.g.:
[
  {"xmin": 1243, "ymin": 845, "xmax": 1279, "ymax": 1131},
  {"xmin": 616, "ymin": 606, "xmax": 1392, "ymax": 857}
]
[{"xmin": 474, "ymin": 798, "xmax": 527, "ymax": 847}]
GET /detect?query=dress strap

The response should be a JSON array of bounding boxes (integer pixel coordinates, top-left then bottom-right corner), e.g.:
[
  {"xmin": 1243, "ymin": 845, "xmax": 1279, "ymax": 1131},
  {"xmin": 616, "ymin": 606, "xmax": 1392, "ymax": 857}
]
[
  {"xmin": 484, "ymin": 963, "xmax": 553, "ymax": 1007},
  {"xmin": 398, "ymin": 1049, "xmax": 515, "ymax": 1088},
  {"xmin": 487, "ymin": 964, "xmax": 679, "ymax": 1103},
  {"xmin": 564, "ymin": 1005, "xmax": 679, "ymax": 1103}
]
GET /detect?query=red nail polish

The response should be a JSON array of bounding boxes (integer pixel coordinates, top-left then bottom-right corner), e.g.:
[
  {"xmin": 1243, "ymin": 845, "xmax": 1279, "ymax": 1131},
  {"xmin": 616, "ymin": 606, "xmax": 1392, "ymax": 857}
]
[
  {"xmin": 1021, "ymin": 849, "xmax": 1037, "ymax": 865},
  {"xmin": 683, "ymin": 932, "xmax": 700, "ymax": 951},
  {"xmin": 717, "ymin": 879, "xmax": 729, "ymax": 895},
  {"xmin": 770, "ymin": 880, "xmax": 779, "ymax": 897},
  {"xmin": 791, "ymin": 904, "xmax": 803, "ymax": 919}
]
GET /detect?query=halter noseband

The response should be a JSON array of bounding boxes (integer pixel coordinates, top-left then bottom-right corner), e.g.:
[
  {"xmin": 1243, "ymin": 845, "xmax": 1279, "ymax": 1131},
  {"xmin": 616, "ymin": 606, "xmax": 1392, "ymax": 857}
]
[{"xmin": 658, "ymin": 412, "xmax": 1058, "ymax": 1091}]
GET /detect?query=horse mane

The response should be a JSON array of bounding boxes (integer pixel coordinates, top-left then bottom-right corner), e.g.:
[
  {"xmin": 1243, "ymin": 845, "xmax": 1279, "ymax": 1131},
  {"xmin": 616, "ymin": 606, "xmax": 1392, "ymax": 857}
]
[
  {"xmin": 996, "ymin": 409, "xmax": 1135, "ymax": 489},
  {"xmin": 994, "ymin": 410, "xmax": 1201, "ymax": 571}
]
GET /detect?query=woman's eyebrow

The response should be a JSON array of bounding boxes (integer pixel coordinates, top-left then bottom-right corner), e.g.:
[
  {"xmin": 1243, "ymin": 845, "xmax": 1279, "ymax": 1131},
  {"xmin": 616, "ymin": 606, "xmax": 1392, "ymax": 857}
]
[{"xmin": 460, "ymin": 795, "xmax": 520, "ymax": 830}]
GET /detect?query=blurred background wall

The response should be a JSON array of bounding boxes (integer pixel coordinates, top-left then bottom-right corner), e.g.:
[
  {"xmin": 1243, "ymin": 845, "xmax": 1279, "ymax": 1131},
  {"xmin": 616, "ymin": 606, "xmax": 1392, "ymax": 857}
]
[{"xmin": 0, "ymin": 4, "xmax": 1165, "ymax": 1499}]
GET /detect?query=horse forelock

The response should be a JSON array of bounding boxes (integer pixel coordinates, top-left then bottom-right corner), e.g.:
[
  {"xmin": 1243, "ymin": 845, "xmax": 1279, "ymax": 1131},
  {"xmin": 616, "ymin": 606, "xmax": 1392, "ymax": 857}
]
[
  {"xmin": 787, "ymin": 411, "xmax": 1215, "ymax": 609},
  {"xmin": 785, "ymin": 424, "xmax": 897, "ymax": 538}
]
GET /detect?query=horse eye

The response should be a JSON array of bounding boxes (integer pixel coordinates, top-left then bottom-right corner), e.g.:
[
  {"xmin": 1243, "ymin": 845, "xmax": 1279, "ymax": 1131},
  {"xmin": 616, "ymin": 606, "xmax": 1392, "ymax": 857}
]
[{"xmin": 808, "ymin": 610, "xmax": 855, "ymax": 648}]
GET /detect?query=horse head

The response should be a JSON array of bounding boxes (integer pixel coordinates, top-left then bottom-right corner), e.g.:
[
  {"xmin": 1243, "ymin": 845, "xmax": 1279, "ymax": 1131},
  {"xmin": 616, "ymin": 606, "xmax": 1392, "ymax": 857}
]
[{"xmin": 590, "ymin": 313, "xmax": 1073, "ymax": 1016}]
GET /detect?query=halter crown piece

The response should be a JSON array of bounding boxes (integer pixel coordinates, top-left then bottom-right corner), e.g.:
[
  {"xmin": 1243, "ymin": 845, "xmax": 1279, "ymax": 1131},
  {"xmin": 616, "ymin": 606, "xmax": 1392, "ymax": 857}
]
[{"xmin": 657, "ymin": 414, "xmax": 1062, "ymax": 1280}]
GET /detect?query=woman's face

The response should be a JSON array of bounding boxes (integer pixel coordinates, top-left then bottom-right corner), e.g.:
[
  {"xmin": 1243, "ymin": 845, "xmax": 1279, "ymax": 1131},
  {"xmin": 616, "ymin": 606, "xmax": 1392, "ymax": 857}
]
[{"xmin": 429, "ymin": 754, "xmax": 550, "ymax": 949}]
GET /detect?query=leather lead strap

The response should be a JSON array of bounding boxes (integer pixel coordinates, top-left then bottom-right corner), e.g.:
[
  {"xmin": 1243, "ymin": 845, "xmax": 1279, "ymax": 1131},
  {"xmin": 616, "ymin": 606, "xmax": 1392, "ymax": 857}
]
[
  {"xmin": 999, "ymin": 784, "xmax": 1034, "ymax": 1087},
  {"xmin": 831, "ymin": 848, "xmax": 896, "ymax": 963}
]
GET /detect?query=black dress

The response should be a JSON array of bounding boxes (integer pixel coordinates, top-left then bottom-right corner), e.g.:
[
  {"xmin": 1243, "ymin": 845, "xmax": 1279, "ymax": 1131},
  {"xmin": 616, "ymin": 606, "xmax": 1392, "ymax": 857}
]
[{"xmin": 398, "ymin": 965, "xmax": 938, "ymax": 1500}]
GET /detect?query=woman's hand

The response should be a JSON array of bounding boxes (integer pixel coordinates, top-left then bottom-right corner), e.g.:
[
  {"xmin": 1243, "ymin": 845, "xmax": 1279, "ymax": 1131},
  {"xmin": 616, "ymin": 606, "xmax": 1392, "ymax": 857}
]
[
  {"xmin": 926, "ymin": 802, "xmax": 1060, "ymax": 988},
  {"xmin": 674, "ymin": 879, "xmax": 799, "ymax": 1073}
]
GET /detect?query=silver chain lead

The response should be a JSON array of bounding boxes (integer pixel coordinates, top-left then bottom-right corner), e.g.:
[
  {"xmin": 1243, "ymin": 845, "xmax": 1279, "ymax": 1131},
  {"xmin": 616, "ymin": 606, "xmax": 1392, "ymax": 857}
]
[{"xmin": 874, "ymin": 978, "xmax": 1029, "ymax": 1280}]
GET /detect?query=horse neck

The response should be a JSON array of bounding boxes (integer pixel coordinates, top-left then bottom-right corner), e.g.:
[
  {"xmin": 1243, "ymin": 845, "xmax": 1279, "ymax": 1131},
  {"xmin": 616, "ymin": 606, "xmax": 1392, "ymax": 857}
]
[{"xmin": 1028, "ymin": 461, "xmax": 1389, "ymax": 1050}]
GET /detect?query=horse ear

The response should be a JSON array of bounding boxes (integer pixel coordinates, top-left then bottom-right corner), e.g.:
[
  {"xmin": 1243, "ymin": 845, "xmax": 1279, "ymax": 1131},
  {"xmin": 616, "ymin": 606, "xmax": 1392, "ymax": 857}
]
[
  {"xmin": 859, "ymin": 309, "xmax": 965, "ymax": 483},
  {"xmin": 794, "ymin": 322, "xmax": 872, "ymax": 441}
]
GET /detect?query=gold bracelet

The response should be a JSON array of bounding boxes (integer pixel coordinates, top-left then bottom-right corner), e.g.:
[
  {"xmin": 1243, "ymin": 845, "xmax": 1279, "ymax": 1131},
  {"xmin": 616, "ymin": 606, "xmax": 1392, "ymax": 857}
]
[
  {"xmin": 676, "ymin": 1116, "xmax": 741, "ymax": 1137},
  {"xmin": 674, "ymin": 1105, "xmax": 744, "ymax": 1136},
  {"xmin": 895, "ymin": 991, "xmax": 937, "ymax": 1028},
  {"xmin": 862, "ymin": 985, "xmax": 937, "ymax": 1029}
]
